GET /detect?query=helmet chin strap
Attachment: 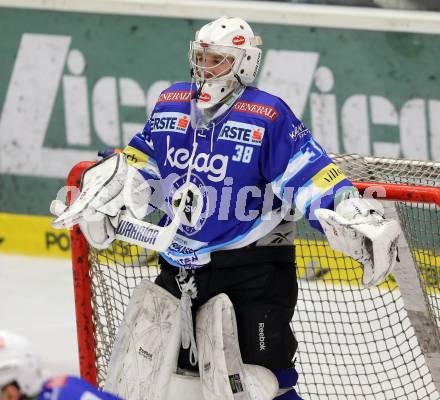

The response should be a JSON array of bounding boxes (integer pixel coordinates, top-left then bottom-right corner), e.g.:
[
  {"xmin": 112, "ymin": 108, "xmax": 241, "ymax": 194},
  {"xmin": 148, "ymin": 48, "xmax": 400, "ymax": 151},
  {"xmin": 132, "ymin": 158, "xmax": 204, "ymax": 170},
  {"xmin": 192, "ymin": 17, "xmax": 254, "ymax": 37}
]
[
  {"xmin": 190, "ymin": 68, "xmax": 206, "ymax": 101},
  {"xmin": 196, "ymin": 80, "xmax": 206, "ymax": 100},
  {"xmin": 233, "ymin": 73, "xmax": 244, "ymax": 86}
]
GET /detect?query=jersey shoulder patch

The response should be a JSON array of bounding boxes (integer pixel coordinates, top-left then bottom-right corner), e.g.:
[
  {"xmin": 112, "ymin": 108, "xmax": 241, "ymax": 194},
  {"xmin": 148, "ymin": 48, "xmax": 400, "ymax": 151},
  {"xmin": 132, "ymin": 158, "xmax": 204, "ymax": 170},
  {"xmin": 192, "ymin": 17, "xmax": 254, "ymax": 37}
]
[
  {"xmin": 232, "ymin": 100, "xmax": 279, "ymax": 122},
  {"xmin": 233, "ymin": 87, "xmax": 286, "ymax": 122},
  {"xmin": 156, "ymin": 82, "xmax": 195, "ymax": 104}
]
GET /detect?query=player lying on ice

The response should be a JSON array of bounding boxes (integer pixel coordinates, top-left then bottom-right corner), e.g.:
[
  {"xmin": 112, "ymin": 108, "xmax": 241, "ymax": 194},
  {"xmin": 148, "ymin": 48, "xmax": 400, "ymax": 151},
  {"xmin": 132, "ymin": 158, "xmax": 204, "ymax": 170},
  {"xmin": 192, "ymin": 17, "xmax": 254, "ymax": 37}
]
[{"xmin": 51, "ymin": 16, "xmax": 400, "ymax": 400}]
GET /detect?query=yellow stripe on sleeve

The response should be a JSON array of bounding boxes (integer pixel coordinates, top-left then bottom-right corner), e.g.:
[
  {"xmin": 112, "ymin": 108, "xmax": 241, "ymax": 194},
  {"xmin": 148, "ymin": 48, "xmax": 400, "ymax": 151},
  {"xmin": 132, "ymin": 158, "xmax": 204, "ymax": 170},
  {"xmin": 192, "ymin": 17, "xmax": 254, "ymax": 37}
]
[
  {"xmin": 312, "ymin": 164, "xmax": 347, "ymax": 193},
  {"xmin": 123, "ymin": 145, "xmax": 149, "ymax": 169}
]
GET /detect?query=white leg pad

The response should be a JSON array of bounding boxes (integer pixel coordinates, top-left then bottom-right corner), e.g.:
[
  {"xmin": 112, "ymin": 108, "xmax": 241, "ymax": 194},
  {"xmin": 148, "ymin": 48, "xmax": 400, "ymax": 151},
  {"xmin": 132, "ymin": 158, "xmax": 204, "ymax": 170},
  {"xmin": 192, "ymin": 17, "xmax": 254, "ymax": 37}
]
[
  {"xmin": 166, "ymin": 371, "xmax": 204, "ymax": 400},
  {"xmin": 104, "ymin": 279, "xmax": 181, "ymax": 400},
  {"xmin": 196, "ymin": 294, "xmax": 279, "ymax": 400}
]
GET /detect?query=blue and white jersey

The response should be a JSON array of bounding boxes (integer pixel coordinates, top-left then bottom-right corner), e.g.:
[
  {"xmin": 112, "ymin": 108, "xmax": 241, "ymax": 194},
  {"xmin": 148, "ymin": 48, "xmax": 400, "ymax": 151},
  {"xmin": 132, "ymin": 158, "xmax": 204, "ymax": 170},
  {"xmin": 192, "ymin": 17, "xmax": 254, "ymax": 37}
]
[
  {"xmin": 124, "ymin": 82, "xmax": 354, "ymax": 268},
  {"xmin": 38, "ymin": 376, "xmax": 122, "ymax": 400}
]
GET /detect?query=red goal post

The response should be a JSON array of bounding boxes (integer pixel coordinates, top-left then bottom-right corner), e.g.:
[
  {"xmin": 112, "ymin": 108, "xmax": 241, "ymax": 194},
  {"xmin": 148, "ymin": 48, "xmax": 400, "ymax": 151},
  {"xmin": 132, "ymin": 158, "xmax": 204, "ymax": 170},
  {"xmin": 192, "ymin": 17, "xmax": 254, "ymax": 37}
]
[{"xmin": 67, "ymin": 154, "xmax": 440, "ymax": 399}]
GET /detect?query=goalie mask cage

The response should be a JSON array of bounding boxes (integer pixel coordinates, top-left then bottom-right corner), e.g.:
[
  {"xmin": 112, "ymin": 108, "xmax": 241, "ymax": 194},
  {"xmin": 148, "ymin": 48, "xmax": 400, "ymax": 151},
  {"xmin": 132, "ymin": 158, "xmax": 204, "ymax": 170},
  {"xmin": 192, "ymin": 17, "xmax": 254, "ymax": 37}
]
[{"xmin": 68, "ymin": 154, "xmax": 440, "ymax": 400}]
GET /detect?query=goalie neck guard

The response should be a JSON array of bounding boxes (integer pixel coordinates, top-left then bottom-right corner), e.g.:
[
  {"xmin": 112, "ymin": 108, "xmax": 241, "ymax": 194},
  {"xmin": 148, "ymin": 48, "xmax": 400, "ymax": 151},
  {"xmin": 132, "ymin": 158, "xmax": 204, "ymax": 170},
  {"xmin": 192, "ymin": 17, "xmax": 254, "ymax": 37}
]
[{"xmin": 189, "ymin": 17, "xmax": 262, "ymax": 109}]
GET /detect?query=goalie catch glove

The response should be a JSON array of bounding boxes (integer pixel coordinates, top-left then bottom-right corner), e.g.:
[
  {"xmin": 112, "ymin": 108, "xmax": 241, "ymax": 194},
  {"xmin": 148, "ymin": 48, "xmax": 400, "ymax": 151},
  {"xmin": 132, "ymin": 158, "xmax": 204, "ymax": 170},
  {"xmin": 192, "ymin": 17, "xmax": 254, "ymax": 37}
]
[
  {"xmin": 50, "ymin": 153, "xmax": 151, "ymax": 250},
  {"xmin": 315, "ymin": 197, "xmax": 400, "ymax": 288}
]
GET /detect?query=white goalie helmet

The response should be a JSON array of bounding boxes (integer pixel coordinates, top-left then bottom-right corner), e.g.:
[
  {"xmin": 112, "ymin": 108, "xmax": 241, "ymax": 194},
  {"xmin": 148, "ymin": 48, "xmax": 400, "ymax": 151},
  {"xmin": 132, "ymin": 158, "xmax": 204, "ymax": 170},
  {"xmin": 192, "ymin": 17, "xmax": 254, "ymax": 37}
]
[
  {"xmin": 0, "ymin": 331, "xmax": 43, "ymax": 397},
  {"xmin": 189, "ymin": 16, "xmax": 262, "ymax": 108}
]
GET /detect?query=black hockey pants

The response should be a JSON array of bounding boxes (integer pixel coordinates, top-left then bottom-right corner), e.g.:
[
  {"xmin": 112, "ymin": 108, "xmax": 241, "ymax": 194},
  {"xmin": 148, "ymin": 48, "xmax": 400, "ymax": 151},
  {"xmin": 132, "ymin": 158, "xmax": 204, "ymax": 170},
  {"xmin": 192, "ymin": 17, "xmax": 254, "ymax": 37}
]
[{"xmin": 155, "ymin": 245, "xmax": 298, "ymax": 371}]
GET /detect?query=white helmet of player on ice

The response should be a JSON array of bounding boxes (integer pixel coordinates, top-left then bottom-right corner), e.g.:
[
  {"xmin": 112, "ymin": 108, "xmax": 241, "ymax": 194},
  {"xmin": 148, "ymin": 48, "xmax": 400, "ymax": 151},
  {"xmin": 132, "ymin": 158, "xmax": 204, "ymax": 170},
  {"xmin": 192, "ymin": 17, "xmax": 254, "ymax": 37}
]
[
  {"xmin": 0, "ymin": 331, "xmax": 43, "ymax": 398},
  {"xmin": 189, "ymin": 17, "xmax": 262, "ymax": 108}
]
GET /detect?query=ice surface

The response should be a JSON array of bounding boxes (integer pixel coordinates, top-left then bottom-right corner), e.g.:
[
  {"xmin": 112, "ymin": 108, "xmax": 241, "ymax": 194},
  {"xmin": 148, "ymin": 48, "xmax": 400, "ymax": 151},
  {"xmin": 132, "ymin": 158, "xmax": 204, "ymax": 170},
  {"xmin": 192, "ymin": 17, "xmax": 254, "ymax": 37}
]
[{"xmin": 0, "ymin": 253, "xmax": 79, "ymax": 378}]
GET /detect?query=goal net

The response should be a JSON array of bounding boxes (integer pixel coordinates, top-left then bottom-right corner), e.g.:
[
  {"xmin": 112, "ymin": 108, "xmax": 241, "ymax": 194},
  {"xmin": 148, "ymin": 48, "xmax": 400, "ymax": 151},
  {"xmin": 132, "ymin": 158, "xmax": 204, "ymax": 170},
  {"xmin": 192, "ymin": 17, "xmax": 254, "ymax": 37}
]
[{"xmin": 68, "ymin": 154, "xmax": 440, "ymax": 400}]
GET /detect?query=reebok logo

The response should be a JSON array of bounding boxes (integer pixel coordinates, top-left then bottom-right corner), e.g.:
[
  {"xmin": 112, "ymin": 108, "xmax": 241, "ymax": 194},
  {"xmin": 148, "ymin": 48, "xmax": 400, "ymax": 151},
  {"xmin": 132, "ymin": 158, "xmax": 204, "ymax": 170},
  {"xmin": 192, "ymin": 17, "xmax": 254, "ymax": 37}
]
[{"xmin": 258, "ymin": 322, "xmax": 266, "ymax": 351}]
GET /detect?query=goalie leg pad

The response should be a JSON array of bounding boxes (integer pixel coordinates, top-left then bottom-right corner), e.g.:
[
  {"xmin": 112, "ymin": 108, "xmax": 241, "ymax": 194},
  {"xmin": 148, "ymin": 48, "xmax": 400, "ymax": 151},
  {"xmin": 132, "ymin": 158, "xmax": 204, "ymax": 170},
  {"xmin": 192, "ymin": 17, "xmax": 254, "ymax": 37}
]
[
  {"xmin": 104, "ymin": 279, "xmax": 181, "ymax": 400},
  {"xmin": 166, "ymin": 372, "xmax": 204, "ymax": 400},
  {"xmin": 196, "ymin": 293, "xmax": 279, "ymax": 400}
]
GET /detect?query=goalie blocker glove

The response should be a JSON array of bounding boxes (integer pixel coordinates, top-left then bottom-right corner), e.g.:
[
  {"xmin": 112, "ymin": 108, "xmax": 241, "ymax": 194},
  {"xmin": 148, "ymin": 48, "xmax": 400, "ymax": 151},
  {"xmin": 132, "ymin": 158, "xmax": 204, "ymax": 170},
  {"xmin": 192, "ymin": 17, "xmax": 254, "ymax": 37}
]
[
  {"xmin": 50, "ymin": 153, "xmax": 153, "ymax": 250},
  {"xmin": 315, "ymin": 197, "xmax": 400, "ymax": 287}
]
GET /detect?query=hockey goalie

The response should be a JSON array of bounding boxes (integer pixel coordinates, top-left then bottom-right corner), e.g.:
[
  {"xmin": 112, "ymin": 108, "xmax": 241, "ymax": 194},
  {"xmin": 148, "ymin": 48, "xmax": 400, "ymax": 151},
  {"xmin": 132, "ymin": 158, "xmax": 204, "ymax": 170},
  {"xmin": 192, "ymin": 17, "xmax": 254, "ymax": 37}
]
[{"xmin": 51, "ymin": 16, "xmax": 400, "ymax": 400}]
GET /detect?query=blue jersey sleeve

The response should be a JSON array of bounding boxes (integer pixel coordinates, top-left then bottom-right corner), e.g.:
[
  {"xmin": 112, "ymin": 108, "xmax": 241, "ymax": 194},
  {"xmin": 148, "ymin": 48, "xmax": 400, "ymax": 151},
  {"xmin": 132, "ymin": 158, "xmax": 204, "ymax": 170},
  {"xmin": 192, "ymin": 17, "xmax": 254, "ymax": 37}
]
[
  {"xmin": 122, "ymin": 109, "xmax": 166, "ymax": 215},
  {"xmin": 261, "ymin": 101, "xmax": 355, "ymax": 231},
  {"xmin": 123, "ymin": 116, "xmax": 161, "ymax": 181},
  {"xmin": 38, "ymin": 375, "xmax": 123, "ymax": 400}
]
